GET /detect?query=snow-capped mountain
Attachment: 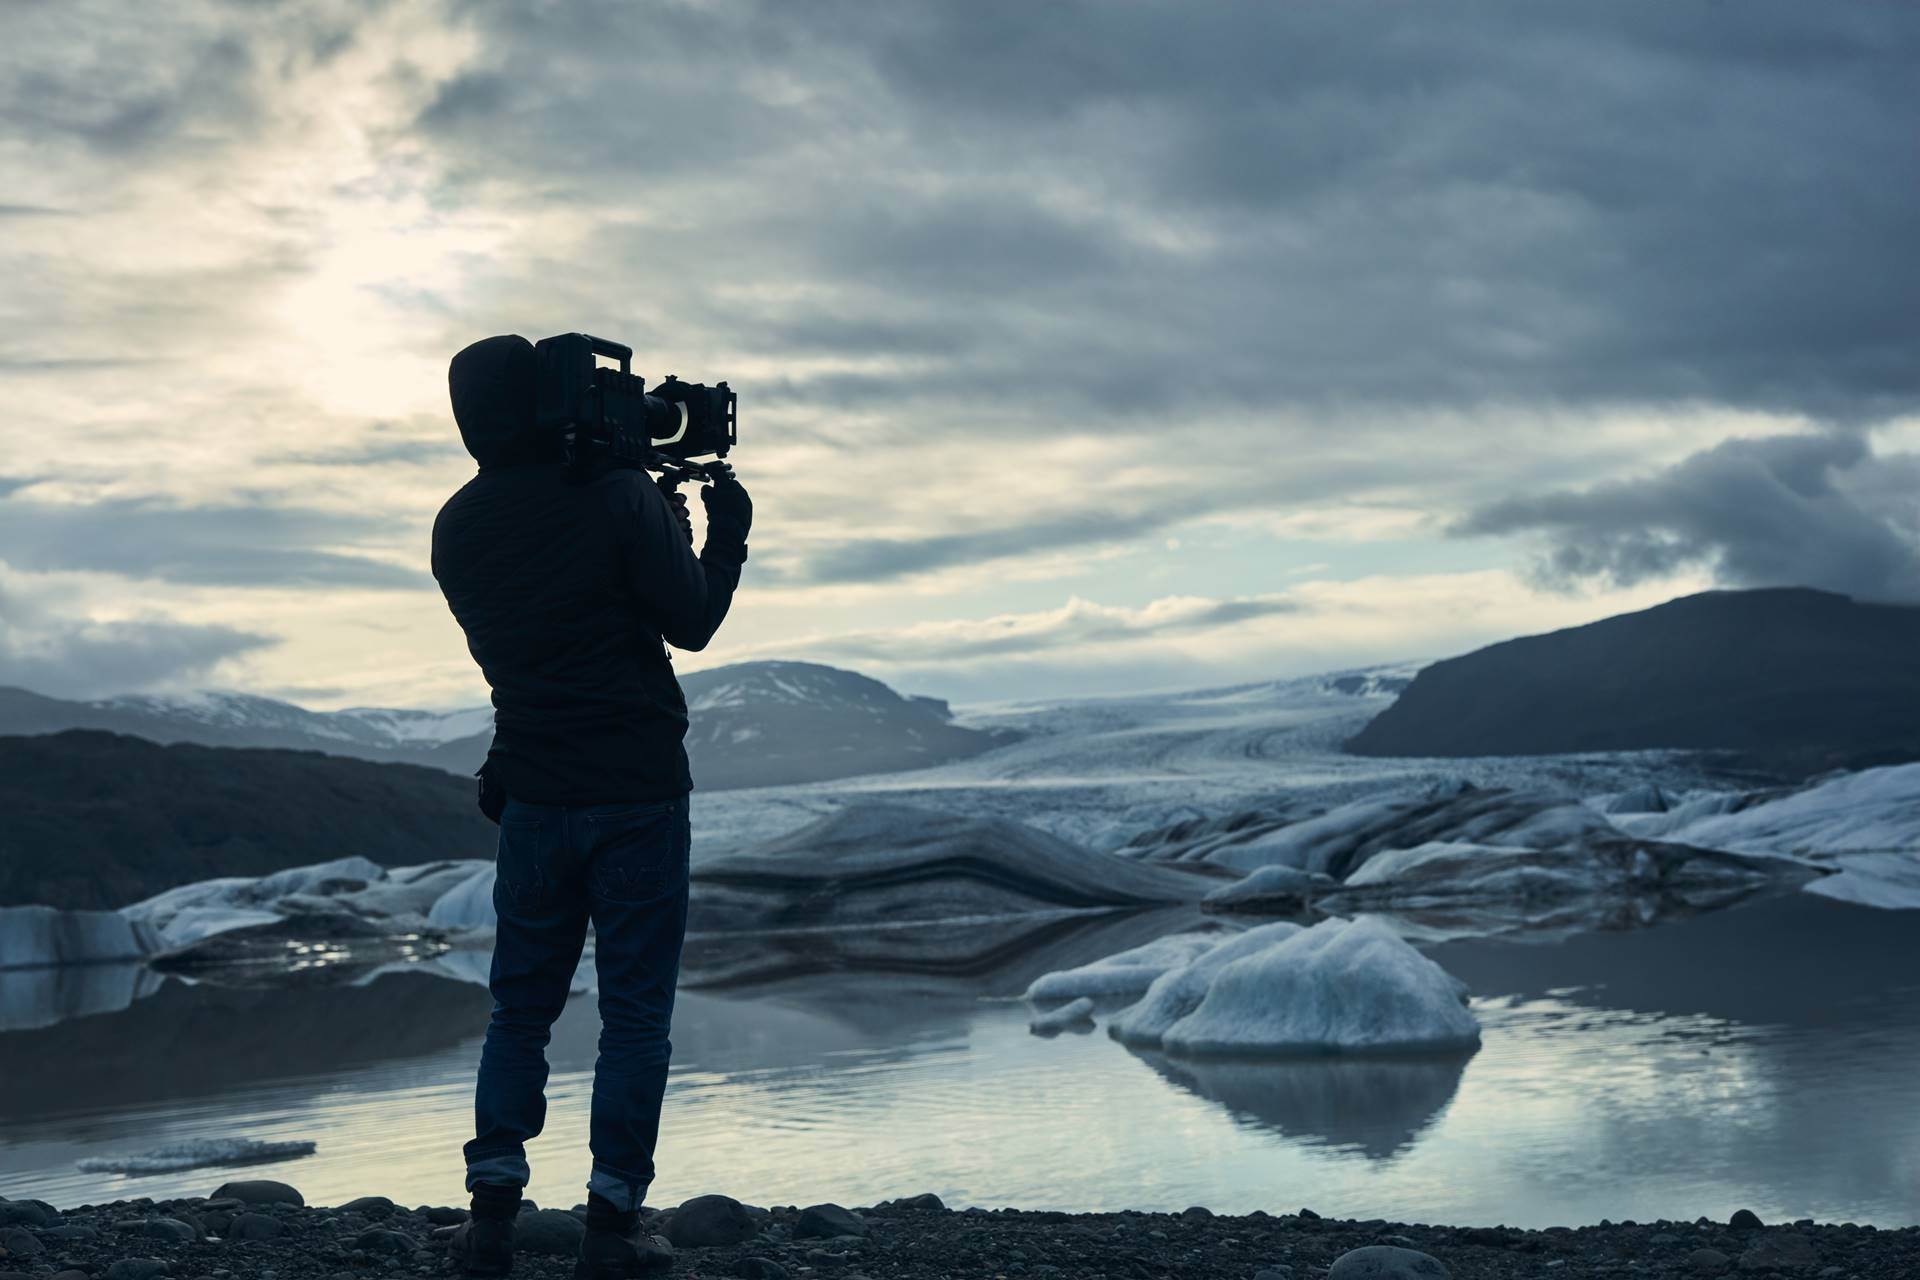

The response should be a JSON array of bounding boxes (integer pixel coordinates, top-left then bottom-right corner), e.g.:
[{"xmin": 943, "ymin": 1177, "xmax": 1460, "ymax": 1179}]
[{"xmin": 678, "ymin": 661, "xmax": 1003, "ymax": 790}]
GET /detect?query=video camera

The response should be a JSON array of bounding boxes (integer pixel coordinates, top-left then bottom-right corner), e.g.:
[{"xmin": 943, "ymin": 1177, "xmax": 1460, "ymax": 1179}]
[{"xmin": 533, "ymin": 332, "xmax": 736, "ymax": 488}]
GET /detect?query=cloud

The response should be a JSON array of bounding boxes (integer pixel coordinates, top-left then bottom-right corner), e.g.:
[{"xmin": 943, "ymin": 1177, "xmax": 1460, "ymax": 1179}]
[
  {"xmin": 0, "ymin": 494, "xmax": 430, "ymax": 589},
  {"xmin": 0, "ymin": 570, "xmax": 273, "ymax": 698},
  {"xmin": 775, "ymin": 593, "xmax": 1302, "ymax": 665},
  {"xmin": 1454, "ymin": 431, "xmax": 1920, "ymax": 603}
]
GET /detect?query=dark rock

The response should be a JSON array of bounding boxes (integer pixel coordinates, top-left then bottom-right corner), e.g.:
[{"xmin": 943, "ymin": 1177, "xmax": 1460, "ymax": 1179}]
[
  {"xmin": 113, "ymin": 1218, "xmax": 198, "ymax": 1243},
  {"xmin": 1730, "ymin": 1211, "xmax": 1765, "ymax": 1231},
  {"xmin": 795, "ymin": 1204, "xmax": 867, "ymax": 1240},
  {"xmin": 106, "ymin": 1261, "xmax": 171, "ymax": 1280},
  {"xmin": 1739, "ymin": 1233, "xmax": 1817, "ymax": 1271},
  {"xmin": 0, "ymin": 1203, "xmax": 54, "ymax": 1229},
  {"xmin": 352, "ymin": 1229, "xmax": 416, "ymax": 1255},
  {"xmin": 1327, "ymin": 1245, "xmax": 1450, "ymax": 1280},
  {"xmin": 0, "ymin": 1228, "xmax": 45, "ymax": 1256},
  {"xmin": 1299, "ymin": 1208, "xmax": 1322, "ymax": 1221},
  {"xmin": 666, "ymin": 1195, "xmax": 758, "ymax": 1249},
  {"xmin": 734, "ymin": 1259, "xmax": 789, "ymax": 1280},
  {"xmin": 421, "ymin": 1207, "xmax": 468, "ymax": 1226},
  {"xmin": 41, "ymin": 1225, "xmax": 102, "ymax": 1242},
  {"xmin": 227, "ymin": 1213, "xmax": 285, "ymax": 1241},
  {"xmin": 337, "ymin": 1197, "xmax": 394, "ymax": 1218},
  {"xmin": 1183, "ymin": 1206, "xmax": 1215, "ymax": 1220},
  {"xmin": 1691, "ymin": 1248, "xmax": 1733, "ymax": 1275},
  {"xmin": 1255, "ymin": 1268, "xmax": 1296, "ymax": 1280},
  {"xmin": 210, "ymin": 1181, "xmax": 303, "ymax": 1208},
  {"xmin": 873, "ymin": 1193, "xmax": 946, "ymax": 1215},
  {"xmin": 52, "ymin": 1271, "xmax": 92, "ymax": 1280},
  {"xmin": 515, "ymin": 1209, "xmax": 587, "ymax": 1257}
]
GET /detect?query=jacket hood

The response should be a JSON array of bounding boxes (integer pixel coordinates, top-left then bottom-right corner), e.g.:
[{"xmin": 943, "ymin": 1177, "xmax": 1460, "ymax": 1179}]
[{"xmin": 449, "ymin": 334, "xmax": 557, "ymax": 466}]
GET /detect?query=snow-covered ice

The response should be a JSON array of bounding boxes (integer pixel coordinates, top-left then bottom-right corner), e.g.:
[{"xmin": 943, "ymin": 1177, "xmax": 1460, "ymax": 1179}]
[
  {"xmin": 1107, "ymin": 921, "xmax": 1306, "ymax": 1047},
  {"xmin": 1202, "ymin": 865, "xmax": 1335, "ymax": 911},
  {"xmin": 1634, "ymin": 764, "xmax": 1920, "ymax": 858},
  {"xmin": 1144, "ymin": 916, "xmax": 1481, "ymax": 1056},
  {"xmin": 1028, "ymin": 996, "xmax": 1096, "ymax": 1034},
  {"xmin": 1024, "ymin": 930, "xmax": 1225, "ymax": 1002}
]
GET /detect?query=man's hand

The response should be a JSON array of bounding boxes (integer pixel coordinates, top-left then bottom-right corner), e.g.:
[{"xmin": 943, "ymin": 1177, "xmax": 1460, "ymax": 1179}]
[
  {"xmin": 656, "ymin": 476, "xmax": 694, "ymax": 544},
  {"xmin": 701, "ymin": 468, "xmax": 752, "ymax": 540}
]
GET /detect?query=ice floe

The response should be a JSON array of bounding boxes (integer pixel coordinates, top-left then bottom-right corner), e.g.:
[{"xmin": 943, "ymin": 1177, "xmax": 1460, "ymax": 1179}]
[
  {"xmin": 76, "ymin": 1137, "xmax": 317, "ymax": 1174},
  {"xmin": 0, "ymin": 905, "xmax": 159, "ymax": 970},
  {"xmin": 1023, "ymin": 930, "xmax": 1226, "ymax": 1002},
  {"xmin": 1027, "ymin": 997, "xmax": 1095, "ymax": 1035},
  {"xmin": 1144, "ymin": 916, "xmax": 1480, "ymax": 1056}
]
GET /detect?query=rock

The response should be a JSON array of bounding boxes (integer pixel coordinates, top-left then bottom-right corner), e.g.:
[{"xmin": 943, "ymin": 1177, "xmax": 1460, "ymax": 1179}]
[
  {"xmin": 227, "ymin": 1213, "xmax": 285, "ymax": 1241},
  {"xmin": 353, "ymin": 1229, "xmax": 416, "ymax": 1255},
  {"xmin": 1255, "ymin": 1270, "xmax": 1296, "ymax": 1280},
  {"xmin": 211, "ymin": 1181, "xmax": 303, "ymax": 1208},
  {"xmin": 114, "ymin": 1218, "xmax": 198, "ymax": 1243},
  {"xmin": 53, "ymin": 1271, "xmax": 94, "ymax": 1280},
  {"xmin": 515, "ymin": 1209, "xmax": 587, "ymax": 1257},
  {"xmin": 734, "ymin": 1260, "xmax": 789, "ymax": 1280},
  {"xmin": 41, "ymin": 1225, "xmax": 102, "ymax": 1242},
  {"xmin": 1328, "ymin": 1245, "xmax": 1450, "ymax": 1280},
  {"xmin": 0, "ymin": 1228, "xmax": 45, "ymax": 1256},
  {"xmin": 1182, "ymin": 1205, "xmax": 1214, "ymax": 1219},
  {"xmin": 1730, "ymin": 1210, "xmax": 1764, "ymax": 1231},
  {"xmin": 0, "ymin": 1203, "xmax": 55, "ymax": 1228},
  {"xmin": 422, "ymin": 1206, "xmax": 468, "ymax": 1226},
  {"xmin": 795, "ymin": 1204, "xmax": 867, "ymax": 1240},
  {"xmin": 1691, "ymin": 1248, "xmax": 1733, "ymax": 1275},
  {"xmin": 337, "ymin": 1196, "xmax": 394, "ymax": 1218},
  {"xmin": 885, "ymin": 1193, "xmax": 946, "ymax": 1213},
  {"xmin": 107, "ymin": 1261, "xmax": 172, "ymax": 1280},
  {"xmin": 666, "ymin": 1195, "xmax": 758, "ymax": 1248},
  {"xmin": 1739, "ymin": 1234, "xmax": 1817, "ymax": 1271}
]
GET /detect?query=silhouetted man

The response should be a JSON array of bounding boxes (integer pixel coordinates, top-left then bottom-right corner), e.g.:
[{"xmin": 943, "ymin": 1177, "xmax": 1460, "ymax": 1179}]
[{"xmin": 431, "ymin": 334, "xmax": 751, "ymax": 1277}]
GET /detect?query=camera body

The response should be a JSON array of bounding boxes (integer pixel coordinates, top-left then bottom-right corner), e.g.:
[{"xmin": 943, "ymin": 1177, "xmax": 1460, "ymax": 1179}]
[{"xmin": 533, "ymin": 332, "xmax": 736, "ymax": 481}]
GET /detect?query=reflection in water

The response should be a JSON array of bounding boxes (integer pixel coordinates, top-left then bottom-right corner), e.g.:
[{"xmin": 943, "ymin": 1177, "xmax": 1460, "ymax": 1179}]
[
  {"xmin": 2, "ymin": 894, "xmax": 1918, "ymax": 1227},
  {"xmin": 1126, "ymin": 1048, "xmax": 1471, "ymax": 1159}
]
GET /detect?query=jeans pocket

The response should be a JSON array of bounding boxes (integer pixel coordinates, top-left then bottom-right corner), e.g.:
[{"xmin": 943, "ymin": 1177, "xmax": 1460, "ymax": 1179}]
[
  {"xmin": 493, "ymin": 818, "xmax": 551, "ymax": 914},
  {"xmin": 587, "ymin": 801, "xmax": 687, "ymax": 905}
]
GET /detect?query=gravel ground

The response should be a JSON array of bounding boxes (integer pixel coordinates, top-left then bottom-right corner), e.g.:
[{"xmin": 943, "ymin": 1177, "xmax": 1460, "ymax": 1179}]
[{"xmin": 2, "ymin": 1183, "xmax": 1915, "ymax": 1280}]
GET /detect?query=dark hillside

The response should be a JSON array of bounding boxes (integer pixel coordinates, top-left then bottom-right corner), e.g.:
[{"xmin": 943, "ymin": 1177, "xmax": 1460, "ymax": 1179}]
[
  {"xmin": 1346, "ymin": 588, "xmax": 1920, "ymax": 764},
  {"xmin": 0, "ymin": 731, "xmax": 497, "ymax": 910}
]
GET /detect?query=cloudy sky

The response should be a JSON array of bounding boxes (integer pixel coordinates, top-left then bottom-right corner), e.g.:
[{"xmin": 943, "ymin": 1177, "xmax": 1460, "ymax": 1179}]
[{"xmin": 3, "ymin": 1, "xmax": 1917, "ymax": 709}]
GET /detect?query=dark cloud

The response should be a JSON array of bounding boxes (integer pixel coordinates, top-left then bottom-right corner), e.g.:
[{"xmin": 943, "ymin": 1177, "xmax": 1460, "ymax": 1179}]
[
  {"xmin": 421, "ymin": 0, "xmax": 1920, "ymax": 428},
  {"xmin": 1453, "ymin": 432, "xmax": 1920, "ymax": 603},
  {"xmin": 0, "ymin": 496, "xmax": 431, "ymax": 589},
  {"xmin": 0, "ymin": 579, "xmax": 272, "ymax": 699}
]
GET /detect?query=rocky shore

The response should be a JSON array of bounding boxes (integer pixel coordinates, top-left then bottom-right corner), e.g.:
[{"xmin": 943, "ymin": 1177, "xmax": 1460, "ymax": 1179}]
[{"xmin": 2, "ymin": 1182, "xmax": 1914, "ymax": 1280}]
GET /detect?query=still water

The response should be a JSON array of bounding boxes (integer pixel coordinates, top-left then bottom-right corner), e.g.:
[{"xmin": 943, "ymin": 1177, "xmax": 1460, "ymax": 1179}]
[{"xmin": 3, "ymin": 893, "xmax": 1917, "ymax": 1227}]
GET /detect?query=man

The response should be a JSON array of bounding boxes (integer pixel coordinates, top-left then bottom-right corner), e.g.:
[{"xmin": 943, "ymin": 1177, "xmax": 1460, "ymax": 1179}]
[{"xmin": 430, "ymin": 334, "xmax": 751, "ymax": 1277}]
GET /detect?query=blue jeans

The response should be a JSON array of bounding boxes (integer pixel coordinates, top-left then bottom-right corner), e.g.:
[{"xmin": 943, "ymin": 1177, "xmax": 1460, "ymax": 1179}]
[{"xmin": 463, "ymin": 792, "xmax": 691, "ymax": 1212}]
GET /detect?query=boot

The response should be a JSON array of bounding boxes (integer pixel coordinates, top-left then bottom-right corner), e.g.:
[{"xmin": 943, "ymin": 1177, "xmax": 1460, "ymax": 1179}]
[
  {"xmin": 573, "ymin": 1196, "xmax": 673, "ymax": 1279},
  {"xmin": 449, "ymin": 1182, "xmax": 521, "ymax": 1276}
]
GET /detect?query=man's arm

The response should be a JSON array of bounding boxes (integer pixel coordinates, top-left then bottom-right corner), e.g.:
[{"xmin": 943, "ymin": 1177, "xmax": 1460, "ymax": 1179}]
[{"xmin": 605, "ymin": 470, "xmax": 750, "ymax": 652}]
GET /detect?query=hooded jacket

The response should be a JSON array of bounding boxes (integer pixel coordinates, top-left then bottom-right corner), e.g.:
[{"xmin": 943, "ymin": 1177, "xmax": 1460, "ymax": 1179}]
[{"xmin": 431, "ymin": 334, "xmax": 747, "ymax": 804}]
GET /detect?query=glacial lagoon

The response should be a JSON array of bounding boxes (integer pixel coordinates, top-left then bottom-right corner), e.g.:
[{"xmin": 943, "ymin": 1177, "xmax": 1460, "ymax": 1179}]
[{"xmin": 5, "ymin": 891, "xmax": 1918, "ymax": 1227}]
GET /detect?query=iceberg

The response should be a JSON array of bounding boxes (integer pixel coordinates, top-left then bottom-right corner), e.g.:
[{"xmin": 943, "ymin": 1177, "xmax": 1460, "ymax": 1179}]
[
  {"xmin": 1028, "ymin": 996, "xmax": 1095, "ymax": 1034},
  {"xmin": 1107, "ymin": 921, "xmax": 1305, "ymax": 1046},
  {"xmin": 1202, "ymin": 865, "xmax": 1335, "ymax": 913},
  {"xmin": 1127, "ymin": 916, "xmax": 1480, "ymax": 1057},
  {"xmin": 428, "ymin": 864, "xmax": 498, "ymax": 932},
  {"xmin": 77, "ymin": 1137, "xmax": 317, "ymax": 1174},
  {"xmin": 0, "ymin": 905, "xmax": 159, "ymax": 969},
  {"xmin": 1639, "ymin": 763, "xmax": 1920, "ymax": 859},
  {"xmin": 1023, "ymin": 930, "xmax": 1226, "ymax": 1002}
]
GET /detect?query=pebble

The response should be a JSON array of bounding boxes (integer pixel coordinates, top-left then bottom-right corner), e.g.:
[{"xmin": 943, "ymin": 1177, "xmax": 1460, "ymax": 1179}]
[
  {"xmin": 1738, "ymin": 1232, "xmax": 1817, "ymax": 1271},
  {"xmin": 667, "ymin": 1194, "xmax": 760, "ymax": 1248},
  {"xmin": 336, "ymin": 1197, "xmax": 394, "ymax": 1218},
  {"xmin": 734, "ymin": 1259, "xmax": 790, "ymax": 1280},
  {"xmin": 352, "ymin": 1229, "xmax": 416, "ymax": 1255},
  {"xmin": 105, "ymin": 1260, "xmax": 171, "ymax": 1280},
  {"xmin": 421, "ymin": 1207, "xmax": 468, "ymax": 1226},
  {"xmin": 114, "ymin": 1217, "xmax": 199, "ymax": 1243}
]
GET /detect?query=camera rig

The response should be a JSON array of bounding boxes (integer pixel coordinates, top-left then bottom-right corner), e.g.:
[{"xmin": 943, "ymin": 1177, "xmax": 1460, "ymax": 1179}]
[{"xmin": 533, "ymin": 332, "xmax": 736, "ymax": 488}]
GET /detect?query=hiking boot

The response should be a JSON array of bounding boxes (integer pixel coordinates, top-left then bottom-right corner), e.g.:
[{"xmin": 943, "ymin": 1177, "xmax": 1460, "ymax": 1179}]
[
  {"xmin": 448, "ymin": 1213, "xmax": 516, "ymax": 1275},
  {"xmin": 573, "ymin": 1223, "xmax": 673, "ymax": 1278}
]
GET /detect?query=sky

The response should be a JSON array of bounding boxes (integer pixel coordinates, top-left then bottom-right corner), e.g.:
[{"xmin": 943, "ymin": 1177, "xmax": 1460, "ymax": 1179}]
[{"xmin": 2, "ymin": 1, "xmax": 1917, "ymax": 709}]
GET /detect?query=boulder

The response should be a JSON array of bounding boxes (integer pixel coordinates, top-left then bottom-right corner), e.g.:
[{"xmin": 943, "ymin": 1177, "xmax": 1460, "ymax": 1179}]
[
  {"xmin": 794, "ymin": 1203, "xmax": 866, "ymax": 1239},
  {"xmin": 1327, "ymin": 1245, "xmax": 1450, "ymax": 1280},
  {"xmin": 337, "ymin": 1196, "xmax": 395, "ymax": 1218},
  {"xmin": 211, "ymin": 1180, "xmax": 303, "ymax": 1207},
  {"xmin": 515, "ymin": 1209, "xmax": 587, "ymax": 1257},
  {"xmin": 0, "ymin": 1228, "xmax": 45, "ymax": 1256},
  {"xmin": 666, "ymin": 1196, "xmax": 758, "ymax": 1248},
  {"xmin": 227, "ymin": 1212, "xmax": 285, "ymax": 1241}
]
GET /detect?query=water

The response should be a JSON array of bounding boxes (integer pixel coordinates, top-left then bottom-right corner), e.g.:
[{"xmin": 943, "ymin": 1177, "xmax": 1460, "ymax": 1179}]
[{"xmin": 3, "ymin": 892, "xmax": 1918, "ymax": 1226}]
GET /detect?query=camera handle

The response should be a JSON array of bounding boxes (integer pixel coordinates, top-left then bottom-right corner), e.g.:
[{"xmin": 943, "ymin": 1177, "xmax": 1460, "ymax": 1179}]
[{"xmin": 649, "ymin": 455, "xmax": 733, "ymax": 494}]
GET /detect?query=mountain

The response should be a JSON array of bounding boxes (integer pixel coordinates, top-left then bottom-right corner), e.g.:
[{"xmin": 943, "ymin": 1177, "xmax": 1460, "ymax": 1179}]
[
  {"xmin": 0, "ymin": 660, "xmax": 1003, "ymax": 791},
  {"xmin": 678, "ymin": 661, "xmax": 1003, "ymax": 790},
  {"xmin": 1345, "ymin": 588, "xmax": 1920, "ymax": 768},
  {"xmin": 0, "ymin": 730, "xmax": 498, "ymax": 910}
]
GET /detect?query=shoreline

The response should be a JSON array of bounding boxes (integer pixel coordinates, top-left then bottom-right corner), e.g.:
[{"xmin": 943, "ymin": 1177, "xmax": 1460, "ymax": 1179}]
[{"xmin": 3, "ymin": 1182, "xmax": 1914, "ymax": 1280}]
